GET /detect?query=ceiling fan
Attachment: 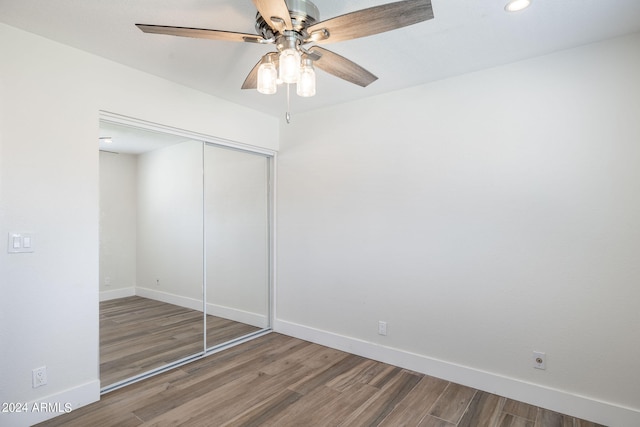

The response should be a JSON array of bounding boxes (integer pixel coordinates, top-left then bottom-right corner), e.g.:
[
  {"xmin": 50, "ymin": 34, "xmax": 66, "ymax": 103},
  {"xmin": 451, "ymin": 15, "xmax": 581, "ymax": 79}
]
[{"xmin": 136, "ymin": 0, "xmax": 434, "ymax": 99}]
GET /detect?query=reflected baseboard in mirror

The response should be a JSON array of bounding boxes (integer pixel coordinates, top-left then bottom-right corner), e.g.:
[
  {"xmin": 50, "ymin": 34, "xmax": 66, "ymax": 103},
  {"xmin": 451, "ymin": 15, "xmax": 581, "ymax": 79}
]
[{"xmin": 100, "ymin": 296, "xmax": 260, "ymax": 387}]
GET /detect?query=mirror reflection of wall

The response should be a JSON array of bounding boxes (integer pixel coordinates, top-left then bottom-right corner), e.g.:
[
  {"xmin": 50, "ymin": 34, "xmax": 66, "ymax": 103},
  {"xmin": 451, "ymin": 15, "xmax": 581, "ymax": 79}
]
[
  {"xmin": 204, "ymin": 145, "xmax": 270, "ymax": 349},
  {"xmin": 99, "ymin": 150, "xmax": 137, "ymax": 298},
  {"xmin": 99, "ymin": 122, "xmax": 205, "ymax": 388}
]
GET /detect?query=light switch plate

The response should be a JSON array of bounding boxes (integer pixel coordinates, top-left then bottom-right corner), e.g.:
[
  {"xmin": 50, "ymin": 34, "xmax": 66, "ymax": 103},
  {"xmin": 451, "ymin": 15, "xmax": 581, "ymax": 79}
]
[{"xmin": 8, "ymin": 232, "xmax": 34, "ymax": 253}]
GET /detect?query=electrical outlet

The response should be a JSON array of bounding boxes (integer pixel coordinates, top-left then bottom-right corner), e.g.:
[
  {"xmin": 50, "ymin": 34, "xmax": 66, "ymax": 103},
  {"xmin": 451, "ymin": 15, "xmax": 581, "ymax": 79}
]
[
  {"xmin": 533, "ymin": 351, "xmax": 546, "ymax": 370},
  {"xmin": 32, "ymin": 366, "xmax": 47, "ymax": 388},
  {"xmin": 104, "ymin": 276, "xmax": 111, "ymax": 286},
  {"xmin": 378, "ymin": 321, "xmax": 387, "ymax": 336}
]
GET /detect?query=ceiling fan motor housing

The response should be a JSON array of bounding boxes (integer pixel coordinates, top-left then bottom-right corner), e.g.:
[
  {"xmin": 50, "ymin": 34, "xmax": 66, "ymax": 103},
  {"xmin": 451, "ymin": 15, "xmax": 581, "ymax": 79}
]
[{"xmin": 255, "ymin": 0, "xmax": 320, "ymax": 43}]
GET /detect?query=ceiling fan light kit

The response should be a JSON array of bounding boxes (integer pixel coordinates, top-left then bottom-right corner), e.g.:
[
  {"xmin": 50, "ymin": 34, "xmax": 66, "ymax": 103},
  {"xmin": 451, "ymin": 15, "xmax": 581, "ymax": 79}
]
[
  {"xmin": 257, "ymin": 54, "xmax": 278, "ymax": 94},
  {"xmin": 136, "ymin": 0, "xmax": 434, "ymax": 116},
  {"xmin": 277, "ymin": 37, "xmax": 302, "ymax": 84},
  {"xmin": 297, "ymin": 58, "xmax": 317, "ymax": 97}
]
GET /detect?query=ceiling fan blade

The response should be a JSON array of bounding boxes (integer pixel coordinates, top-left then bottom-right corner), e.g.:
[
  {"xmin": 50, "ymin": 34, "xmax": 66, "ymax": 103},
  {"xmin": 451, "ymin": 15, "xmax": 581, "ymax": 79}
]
[
  {"xmin": 241, "ymin": 53, "xmax": 279, "ymax": 90},
  {"xmin": 308, "ymin": 46, "xmax": 377, "ymax": 87},
  {"xmin": 307, "ymin": 0, "xmax": 433, "ymax": 44},
  {"xmin": 136, "ymin": 24, "xmax": 267, "ymax": 43},
  {"xmin": 252, "ymin": 0, "xmax": 293, "ymax": 32}
]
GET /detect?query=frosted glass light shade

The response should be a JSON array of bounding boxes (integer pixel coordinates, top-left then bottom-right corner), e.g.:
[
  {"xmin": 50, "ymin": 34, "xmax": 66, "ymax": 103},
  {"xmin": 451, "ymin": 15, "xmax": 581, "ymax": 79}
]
[
  {"xmin": 279, "ymin": 48, "xmax": 300, "ymax": 84},
  {"xmin": 297, "ymin": 62, "xmax": 316, "ymax": 97},
  {"xmin": 257, "ymin": 61, "xmax": 277, "ymax": 95}
]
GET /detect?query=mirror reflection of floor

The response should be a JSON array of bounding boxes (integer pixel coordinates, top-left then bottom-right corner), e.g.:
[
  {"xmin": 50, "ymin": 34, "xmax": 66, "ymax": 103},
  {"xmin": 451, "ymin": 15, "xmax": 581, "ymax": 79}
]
[{"xmin": 100, "ymin": 296, "xmax": 260, "ymax": 386}]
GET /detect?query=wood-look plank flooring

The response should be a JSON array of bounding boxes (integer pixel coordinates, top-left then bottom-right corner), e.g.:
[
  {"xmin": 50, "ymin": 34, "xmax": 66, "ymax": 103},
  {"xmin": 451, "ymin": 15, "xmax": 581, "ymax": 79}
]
[
  {"xmin": 100, "ymin": 296, "xmax": 260, "ymax": 386},
  {"xmin": 40, "ymin": 333, "xmax": 604, "ymax": 427}
]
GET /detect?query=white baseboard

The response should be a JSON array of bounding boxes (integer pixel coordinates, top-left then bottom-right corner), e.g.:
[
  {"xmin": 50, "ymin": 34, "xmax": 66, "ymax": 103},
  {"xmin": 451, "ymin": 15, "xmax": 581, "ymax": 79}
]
[
  {"xmin": 135, "ymin": 287, "xmax": 267, "ymax": 328},
  {"xmin": 0, "ymin": 380, "xmax": 100, "ymax": 427},
  {"xmin": 206, "ymin": 302, "xmax": 268, "ymax": 329},
  {"xmin": 135, "ymin": 287, "xmax": 204, "ymax": 312},
  {"xmin": 99, "ymin": 287, "xmax": 135, "ymax": 301},
  {"xmin": 274, "ymin": 319, "xmax": 639, "ymax": 427}
]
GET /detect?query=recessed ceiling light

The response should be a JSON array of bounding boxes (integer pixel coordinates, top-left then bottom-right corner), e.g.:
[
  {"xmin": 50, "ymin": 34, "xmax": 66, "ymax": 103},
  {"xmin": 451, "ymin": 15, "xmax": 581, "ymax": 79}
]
[{"xmin": 505, "ymin": 0, "xmax": 531, "ymax": 12}]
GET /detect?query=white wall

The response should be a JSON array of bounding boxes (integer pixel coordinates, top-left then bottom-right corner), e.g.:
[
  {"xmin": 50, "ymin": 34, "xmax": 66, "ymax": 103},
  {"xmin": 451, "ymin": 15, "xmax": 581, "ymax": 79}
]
[
  {"xmin": 136, "ymin": 140, "xmax": 204, "ymax": 304},
  {"xmin": 205, "ymin": 145, "xmax": 270, "ymax": 328},
  {"xmin": 276, "ymin": 33, "xmax": 640, "ymax": 426},
  {"xmin": 99, "ymin": 151, "xmax": 137, "ymax": 298},
  {"xmin": 0, "ymin": 23, "xmax": 278, "ymax": 427}
]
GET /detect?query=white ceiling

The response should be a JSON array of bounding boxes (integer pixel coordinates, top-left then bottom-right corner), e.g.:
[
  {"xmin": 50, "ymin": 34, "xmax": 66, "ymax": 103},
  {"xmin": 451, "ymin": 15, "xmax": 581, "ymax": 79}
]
[
  {"xmin": 2, "ymin": 0, "xmax": 640, "ymax": 118},
  {"xmin": 99, "ymin": 121, "xmax": 194, "ymax": 155}
]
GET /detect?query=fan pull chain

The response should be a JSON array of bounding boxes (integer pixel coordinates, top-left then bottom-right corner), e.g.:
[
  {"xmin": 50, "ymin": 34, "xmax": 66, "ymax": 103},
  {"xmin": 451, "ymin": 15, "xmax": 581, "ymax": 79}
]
[{"xmin": 286, "ymin": 84, "xmax": 291, "ymax": 124}]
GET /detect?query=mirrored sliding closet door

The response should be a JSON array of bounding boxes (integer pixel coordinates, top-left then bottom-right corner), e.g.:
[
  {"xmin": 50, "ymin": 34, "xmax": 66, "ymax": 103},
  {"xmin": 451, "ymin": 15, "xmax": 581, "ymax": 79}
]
[{"xmin": 98, "ymin": 115, "xmax": 272, "ymax": 392}]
